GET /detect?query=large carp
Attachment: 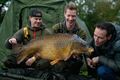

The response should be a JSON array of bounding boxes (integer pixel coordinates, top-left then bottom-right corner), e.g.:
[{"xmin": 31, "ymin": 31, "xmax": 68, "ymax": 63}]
[{"xmin": 17, "ymin": 33, "xmax": 94, "ymax": 65}]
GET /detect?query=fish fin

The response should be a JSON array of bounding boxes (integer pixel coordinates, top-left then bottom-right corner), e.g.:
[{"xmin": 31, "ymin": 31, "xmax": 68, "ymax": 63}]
[
  {"xmin": 17, "ymin": 55, "xmax": 27, "ymax": 64},
  {"xmin": 64, "ymin": 53, "xmax": 72, "ymax": 61},
  {"xmin": 50, "ymin": 59, "xmax": 59, "ymax": 65},
  {"xmin": 64, "ymin": 50, "xmax": 76, "ymax": 61},
  {"xmin": 64, "ymin": 55, "xmax": 70, "ymax": 61},
  {"xmin": 17, "ymin": 51, "xmax": 28, "ymax": 64},
  {"xmin": 17, "ymin": 59, "xmax": 24, "ymax": 64},
  {"xmin": 86, "ymin": 48, "xmax": 94, "ymax": 56}
]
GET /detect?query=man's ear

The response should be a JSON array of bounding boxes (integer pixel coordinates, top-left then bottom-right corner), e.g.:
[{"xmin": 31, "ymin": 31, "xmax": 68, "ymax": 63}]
[
  {"xmin": 108, "ymin": 34, "xmax": 112, "ymax": 40},
  {"xmin": 29, "ymin": 16, "xmax": 32, "ymax": 20}
]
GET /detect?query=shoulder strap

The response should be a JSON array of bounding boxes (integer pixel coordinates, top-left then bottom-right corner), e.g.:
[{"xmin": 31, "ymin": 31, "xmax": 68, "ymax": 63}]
[
  {"xmin": 59, "ymin": 22, "xmax": 62, "ymax": 27},
  {"xmin": 59, "ymin": 22, "xmax": 64, "ymax": 28},
  {"xmin": 23, "ymin": 27, "xmax": 29, "ymax": 39},
  {"xmin": 58, "ymin": 22, "xmax": 66, "ymax": 33}
]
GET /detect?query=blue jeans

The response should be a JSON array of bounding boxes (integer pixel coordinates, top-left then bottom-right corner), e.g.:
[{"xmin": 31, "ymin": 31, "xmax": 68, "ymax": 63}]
[{"xmin": 97, "ymin": 65, "xmax": 117, "ymax": 80}]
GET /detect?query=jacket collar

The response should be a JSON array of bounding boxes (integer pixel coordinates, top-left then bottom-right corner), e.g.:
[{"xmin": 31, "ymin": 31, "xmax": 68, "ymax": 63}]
[
  {"xmin": 28, "ymin": 24, "xmax": 45, "ymax": 31},
  {"xmin": 63, "ymin": 21, "xmax": 79, "ymax": 33}
]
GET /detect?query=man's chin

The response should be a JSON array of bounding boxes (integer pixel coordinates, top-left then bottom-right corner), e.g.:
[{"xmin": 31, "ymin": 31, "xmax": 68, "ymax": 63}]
[
  {"xmin": 95, "ymin": 43, "xmax": 101, "ymax": 47},
  {"xmin": 70, "ymin": 22, "xmax": 75, "ymax": 24},
  {"xmin": 33, "ymin": 26, "xmax": 40, "ymax": 28}
]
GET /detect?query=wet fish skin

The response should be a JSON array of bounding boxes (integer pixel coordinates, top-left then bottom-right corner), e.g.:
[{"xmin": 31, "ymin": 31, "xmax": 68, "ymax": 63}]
[{"xmin": 17, "ymin": 33, "xmax": 94, "ymax": 65}]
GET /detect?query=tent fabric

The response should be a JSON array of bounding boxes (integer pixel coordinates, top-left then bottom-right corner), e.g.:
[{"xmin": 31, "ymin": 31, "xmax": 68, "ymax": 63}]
[{"xmin": 0, "ymin": 0, "xmax": 91, "ymax": 68}]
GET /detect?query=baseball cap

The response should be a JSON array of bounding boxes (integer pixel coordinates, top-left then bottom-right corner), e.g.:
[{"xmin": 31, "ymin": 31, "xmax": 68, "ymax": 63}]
[{"xmin": 29, "ymin": 8, "xmax": 42, "ymax": 17}]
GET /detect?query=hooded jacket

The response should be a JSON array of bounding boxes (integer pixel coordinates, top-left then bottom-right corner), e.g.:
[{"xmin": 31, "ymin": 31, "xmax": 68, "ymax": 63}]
[{"xmin": 89, "ymin": 27, "xmax": 120, "ymax": 75}]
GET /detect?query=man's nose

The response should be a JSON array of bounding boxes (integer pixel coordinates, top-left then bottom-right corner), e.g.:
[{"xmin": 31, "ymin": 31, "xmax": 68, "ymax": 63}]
[
  {"xmin": 96, "ymin": 38, "xmax": 99, "ymax": 43},
  {"xmin": 69, "ymin": 16, "xmax": 73, "ymax": 20},
  {"xmin": 37, "ymin": 19, "xmax": 41, "ymax": 22}
]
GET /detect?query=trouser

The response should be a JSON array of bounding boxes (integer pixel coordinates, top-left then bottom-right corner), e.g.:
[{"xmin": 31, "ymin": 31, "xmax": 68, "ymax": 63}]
[
  {"xmin": 88, "ymin": 65, "xmax": 117, "ymax": 80},
  {"xmin": 4, "ymin": 53, "xmax": 50, "ymax": 69},
  {"xmin": 4, "ymin": 53, "xmax": 28, "ymax": 68},
  {"xmin": 97, "ymin": 65, "xmax": 117, "ymax": 80}
]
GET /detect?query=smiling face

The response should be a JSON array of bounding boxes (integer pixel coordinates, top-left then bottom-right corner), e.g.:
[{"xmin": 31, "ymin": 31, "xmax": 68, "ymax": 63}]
[
  {"xmin": 64, "ymin": 9, "xmax": 77, "ymax": 30},
  {"xmin": 94, "ymin": 27, "xmax": 111, "ymax": 46},
  {"xmin": 29, "ymin": 16, "xmax": 42, "ymax": 28}
]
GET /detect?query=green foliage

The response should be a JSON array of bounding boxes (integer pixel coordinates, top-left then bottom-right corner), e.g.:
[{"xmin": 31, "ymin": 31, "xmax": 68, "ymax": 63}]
[
  {"xmin": 0, "ymin": 0, "xmax": 9, "ymax": 4},
  {"xmin": 77, "ymin": 0, "xmax": 120, "ymax": 35}
]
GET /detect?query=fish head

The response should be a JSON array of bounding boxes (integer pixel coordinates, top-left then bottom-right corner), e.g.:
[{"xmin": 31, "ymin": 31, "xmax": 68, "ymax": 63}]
[
  {"xmin": 71, "ymin": 42, "xmax": 94, "ymax": 56},
  {"xmin": 71, "ymin": 38, "xmax": 94, "ymax": 56}
]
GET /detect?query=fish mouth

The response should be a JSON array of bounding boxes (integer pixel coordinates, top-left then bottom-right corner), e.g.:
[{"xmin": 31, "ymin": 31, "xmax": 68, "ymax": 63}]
[
  {"xmin": 88, "ymin": 47, "xmax": 94, "ymax": 52},
  {"xmin": 88, "ymin": 47, "xmax": 94, "ymax": 55}
]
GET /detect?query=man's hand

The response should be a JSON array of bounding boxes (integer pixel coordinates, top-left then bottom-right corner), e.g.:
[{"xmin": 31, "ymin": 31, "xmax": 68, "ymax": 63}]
[
  {"xmin": 87, "ymin": 57, "xmax": 99, "ymax": 68},
  {"xmin": 25, "ymin": 56, "xmax": 36, "ymax": 66},
  {"xmin": 72, "ymin": 54, "xmax": 79, "ymax": 59},
  {"xmin": 9, "ymin": 38, "xmax": 17, "ymax": 44},
  {"xmin": 25, "ymin": 52, "xmax": 40, "ymax": 66},
  {"xmin": 87, "ymin": 58, "xmax": 95, "ymax": 68},
  {"xmin": 92, "ymin": 56, "xmax": 99, "ymax": 66}
]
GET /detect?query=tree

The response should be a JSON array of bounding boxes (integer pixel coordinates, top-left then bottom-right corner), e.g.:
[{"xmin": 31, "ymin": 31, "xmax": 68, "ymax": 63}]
[{"xmin": 77, "ymin": 0, "xmax": 120, "ymax": 35}]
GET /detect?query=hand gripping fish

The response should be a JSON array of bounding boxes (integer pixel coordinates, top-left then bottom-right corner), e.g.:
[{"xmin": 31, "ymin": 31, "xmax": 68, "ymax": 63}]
[{"xmin": 17, "ymin": 33, "xmax": 94, "ymax": 65}]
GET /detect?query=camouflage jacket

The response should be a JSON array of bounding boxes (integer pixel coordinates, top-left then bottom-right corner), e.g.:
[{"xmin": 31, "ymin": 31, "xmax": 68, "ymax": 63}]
[
  {"xmin": 52, "ymin": 21, "xmax": 86, "ymax": 40},
  {"xmin": 51, "ymin": 21, "xmax": 85, "ymax": 75}
]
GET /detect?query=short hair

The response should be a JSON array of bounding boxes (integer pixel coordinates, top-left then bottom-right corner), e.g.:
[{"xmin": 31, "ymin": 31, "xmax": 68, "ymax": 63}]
[
  {"xmin": 29, "ymin": 8, "xmax": 42, "ymax": 17},
  {"xmin": 95, "ymin": 22, "xmax": 116, "ymax": 39},
  {"xmin": 64, "ymin": 1, "xmax": 77, "ymax": 13}
]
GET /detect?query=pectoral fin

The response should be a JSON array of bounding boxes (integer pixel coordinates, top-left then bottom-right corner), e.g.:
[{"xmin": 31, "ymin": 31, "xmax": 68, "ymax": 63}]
[
  {"xmin": 17, "ymin": 55, "xmax": 26, "ymax": 64},
  {"xmin": 64, "ymin": 54, "xmax": 71, "ymax": 61},
  {"xmin": 50, "ymin": 59, "xmax": 59, "ymax": 65},
  {"xmin": 64, "ymin": 50, "xmax": 75, "ymax": 61}
]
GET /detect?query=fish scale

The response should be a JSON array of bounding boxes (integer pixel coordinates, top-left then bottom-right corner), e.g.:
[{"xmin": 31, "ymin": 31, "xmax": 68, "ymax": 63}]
[{"xmin": 17, "ymin": 33, "xmax": 94, "ymax": 65}]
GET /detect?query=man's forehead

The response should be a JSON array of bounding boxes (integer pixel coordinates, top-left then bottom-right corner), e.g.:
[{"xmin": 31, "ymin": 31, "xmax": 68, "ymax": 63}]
[
  {"xmin": 31, "ymin": 16, "xmax": 42, "ymax": 19},
  {"xmin": 94, "ymin": 28, "xmax": 107, "ymax": 36}
]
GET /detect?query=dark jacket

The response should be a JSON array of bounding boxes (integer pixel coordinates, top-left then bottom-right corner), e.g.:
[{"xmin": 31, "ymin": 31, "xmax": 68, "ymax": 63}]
[
  {"xmin": 5, "ymin": 25, "xmax": 51, "ymax": 49},
  {"xmin": 3, "ymin": 25, "xmax": 54, "ymax": 78},
  {"xmin": 89, "ymin": 32, "xmax": 120, "ymax": 75}
]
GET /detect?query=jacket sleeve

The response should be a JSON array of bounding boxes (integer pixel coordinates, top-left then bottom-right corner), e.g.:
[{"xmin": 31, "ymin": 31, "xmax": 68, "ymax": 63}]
[
  {"xmin": 52, "ymin": 56, "xmax": 83, "ymax": 74},
  {"xmin": 99, "ymin": 40, "xmax": 120, "ymax": 73},
  {"xmin": 44, "ymin": 28, "xmax": 53, "ymax": 35},
  {"xmin": 12, "ymin": 29, "xmax": 24, "ymax": 43},
  {"xmin": 34, "ymin": 59, "xmax": 51, "ymax": 70},
  {"xmin": 5, "ymin": 38, "xmax": 13, "ymax": 49},
  {"xmin": 76, "ymin": 29, "xmax": 87, "ymax": 40},
  {"xmin": 51, "ymin": 23, "xmax": 61, "ymax": 33},
  {"xmin": 4, "ymin": 29, "xmax": 24, "ymax": 49}
]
